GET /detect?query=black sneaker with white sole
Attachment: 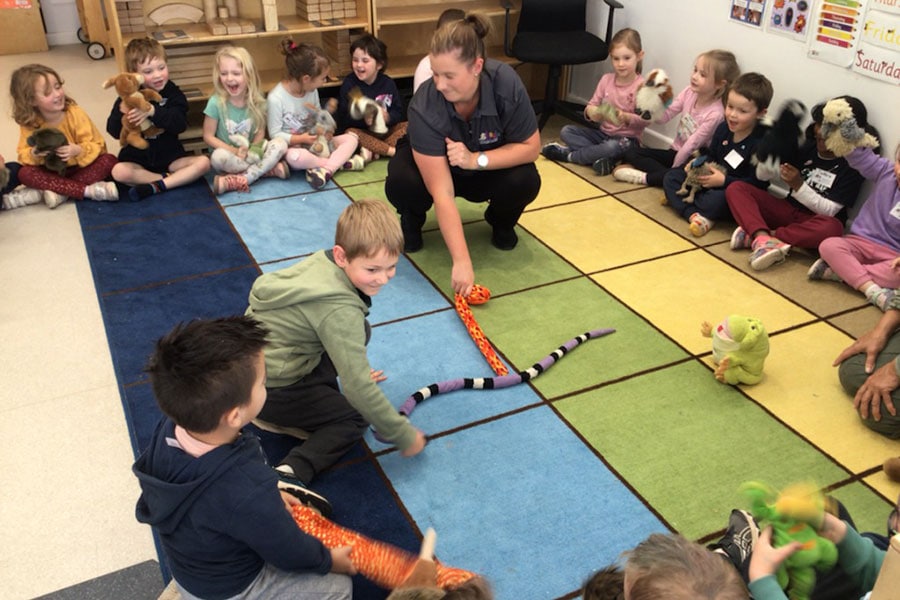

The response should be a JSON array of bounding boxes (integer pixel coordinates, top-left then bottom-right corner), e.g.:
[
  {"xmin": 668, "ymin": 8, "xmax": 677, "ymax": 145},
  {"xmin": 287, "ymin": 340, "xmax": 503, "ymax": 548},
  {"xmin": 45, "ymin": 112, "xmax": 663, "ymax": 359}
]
[
  {"xmin": 709, "ymin": 509, "xmax": 759, "ymax": 578},
  {"xmin": 275, "ymin": 469, "xmax": 333, "ymax": 518}
]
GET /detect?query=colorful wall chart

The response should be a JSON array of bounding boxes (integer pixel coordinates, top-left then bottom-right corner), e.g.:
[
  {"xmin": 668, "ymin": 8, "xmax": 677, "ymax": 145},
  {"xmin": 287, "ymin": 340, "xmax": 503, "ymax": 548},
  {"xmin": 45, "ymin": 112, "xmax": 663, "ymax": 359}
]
[
  {"xmin": 808, "ymin": 0, "xmax": 867, "ymax": 65},
  {"xmin": 766, "ymin": 0, "xmax": 814, "ymax": 40}
]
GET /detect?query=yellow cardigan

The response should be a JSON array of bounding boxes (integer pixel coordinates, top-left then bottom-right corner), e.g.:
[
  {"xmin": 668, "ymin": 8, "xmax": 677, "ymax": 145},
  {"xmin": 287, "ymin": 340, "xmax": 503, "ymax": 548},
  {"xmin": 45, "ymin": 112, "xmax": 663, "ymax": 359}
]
[{"xmin": 17, "ymin": 104, "xmax": 107, "ymax": 169}]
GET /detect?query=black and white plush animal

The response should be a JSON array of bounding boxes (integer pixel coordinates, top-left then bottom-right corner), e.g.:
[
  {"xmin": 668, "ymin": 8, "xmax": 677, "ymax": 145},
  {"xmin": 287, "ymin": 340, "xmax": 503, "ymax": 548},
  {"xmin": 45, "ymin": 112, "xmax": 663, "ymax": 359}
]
[
  {"xmin": 820, "ymin": 95, "xmax": 879, "ymax": 157},
  {"xmin": 752, "ymin": 99, "xmax": 807, "ymax": 181},
  {"xmin": 676, "ymin": 150, "xmax": 724, "ymax": 204},
  {"xmin": 634, "ymin": 69, "xmax": 674, "ymax": 121}
]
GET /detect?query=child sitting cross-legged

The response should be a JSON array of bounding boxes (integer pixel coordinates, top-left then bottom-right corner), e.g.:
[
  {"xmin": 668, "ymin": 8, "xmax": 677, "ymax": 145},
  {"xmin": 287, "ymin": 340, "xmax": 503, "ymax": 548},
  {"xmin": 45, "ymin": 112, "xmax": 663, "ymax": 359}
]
[{"xmin": 133, "ymin": 316, "xmax": 356, "ymax": 600}]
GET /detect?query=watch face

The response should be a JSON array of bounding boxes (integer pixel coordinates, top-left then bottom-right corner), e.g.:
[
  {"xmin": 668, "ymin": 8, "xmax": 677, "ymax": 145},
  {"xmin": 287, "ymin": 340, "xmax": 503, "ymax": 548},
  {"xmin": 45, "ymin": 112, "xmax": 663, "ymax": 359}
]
[{"xmin": 477, "ymin": 153, "xmax": 488, "ymax": 167}]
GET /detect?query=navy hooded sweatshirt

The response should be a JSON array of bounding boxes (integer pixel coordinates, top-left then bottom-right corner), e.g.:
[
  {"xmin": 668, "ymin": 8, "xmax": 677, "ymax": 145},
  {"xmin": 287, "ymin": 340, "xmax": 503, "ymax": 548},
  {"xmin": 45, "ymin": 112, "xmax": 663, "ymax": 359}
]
[{"xmin": 133, "ymin": 418, "xmax": 332, "ymax": 599}]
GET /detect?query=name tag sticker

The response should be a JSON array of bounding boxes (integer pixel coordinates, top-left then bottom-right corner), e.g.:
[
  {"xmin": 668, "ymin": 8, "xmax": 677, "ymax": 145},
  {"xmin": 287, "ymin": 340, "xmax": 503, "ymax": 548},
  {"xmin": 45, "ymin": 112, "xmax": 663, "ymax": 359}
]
[
  {"xmin": 724, "ymin": 149, "xmax": 744, "ymax": 169},
  {"xmin": 890, "ymin": 202, "xmax": 900, "ymax": 221},
  {"xmin": 808, "ymin": 168, "xmax": 836, "ymax": 189}
]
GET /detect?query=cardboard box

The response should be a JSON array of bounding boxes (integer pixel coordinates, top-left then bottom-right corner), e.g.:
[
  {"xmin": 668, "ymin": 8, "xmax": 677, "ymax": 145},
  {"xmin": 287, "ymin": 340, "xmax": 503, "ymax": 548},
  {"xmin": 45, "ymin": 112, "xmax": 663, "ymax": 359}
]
[{"xmin": 0, "ymin": 1, "xmax": 49, "ymax": 55}]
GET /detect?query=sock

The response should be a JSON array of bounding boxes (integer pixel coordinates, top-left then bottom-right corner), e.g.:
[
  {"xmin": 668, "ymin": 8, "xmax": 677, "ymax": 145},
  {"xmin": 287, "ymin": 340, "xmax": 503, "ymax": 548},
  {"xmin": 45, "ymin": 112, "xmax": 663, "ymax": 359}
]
[
  {"xmin": 128, "ymin": 179, "xmax": 167, "ymax": 202},
  {"xmin": 751, "ymin": 234, "xmax": 772, "ymax": 250},
  {"xmin": 865, "ymin": 285, "xmax": 889, "ymax": 308}
]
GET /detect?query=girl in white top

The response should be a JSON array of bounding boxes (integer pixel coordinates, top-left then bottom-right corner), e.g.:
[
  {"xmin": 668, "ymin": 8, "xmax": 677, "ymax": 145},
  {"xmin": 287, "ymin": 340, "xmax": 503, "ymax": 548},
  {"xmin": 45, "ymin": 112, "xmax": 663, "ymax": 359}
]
[{"xmin": 267, "ymin": 39, "xmax": 360, "ymax": 190}]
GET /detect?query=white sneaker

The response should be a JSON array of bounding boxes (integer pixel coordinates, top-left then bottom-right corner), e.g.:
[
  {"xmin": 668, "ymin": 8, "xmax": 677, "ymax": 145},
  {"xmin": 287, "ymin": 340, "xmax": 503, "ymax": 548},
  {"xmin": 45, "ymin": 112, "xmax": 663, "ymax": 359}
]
[
  {"xmin": 612, "ymin": 166, "xmax": 647, "ymax": 185},
  {"xmin": 2, "ymin": 186, "xmax": 43, "ymax": 209},
  {"xmin": 43, "ymin": 190, "xmax": 68, "ymax": 209},
  {"xmin": 85, "ymin": 181, "xmax": 119, "ymax": 201},
  {"xmin": 343, "ymin": 154, "xmax": 366, "ymax": 171}
]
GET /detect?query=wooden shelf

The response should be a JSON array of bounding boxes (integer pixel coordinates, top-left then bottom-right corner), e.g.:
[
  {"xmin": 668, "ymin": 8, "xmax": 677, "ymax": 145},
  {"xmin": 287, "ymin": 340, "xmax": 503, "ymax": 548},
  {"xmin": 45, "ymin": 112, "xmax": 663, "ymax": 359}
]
[
  {"xmin": 374, "ymin": 0, "xmax": 515, "ymax": 27},
  {"xmin": 121, "ymin": 15, "xmax": 369, "ymax": 49}
]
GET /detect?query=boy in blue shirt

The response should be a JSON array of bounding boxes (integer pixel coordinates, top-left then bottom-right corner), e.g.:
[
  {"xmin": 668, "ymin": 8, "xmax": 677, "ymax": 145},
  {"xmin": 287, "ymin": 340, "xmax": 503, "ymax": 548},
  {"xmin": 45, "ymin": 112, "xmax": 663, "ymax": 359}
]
[{"xmin": 133, "ymin": 316, "xmax": 355, "ymax": 600}]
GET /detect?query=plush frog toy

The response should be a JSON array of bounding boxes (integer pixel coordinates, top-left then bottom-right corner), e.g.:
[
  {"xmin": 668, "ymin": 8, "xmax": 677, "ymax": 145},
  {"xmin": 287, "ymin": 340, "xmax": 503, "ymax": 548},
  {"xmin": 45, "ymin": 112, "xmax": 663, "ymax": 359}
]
[
  {"xmin": 700, "ymin": 315, "xmax": 769, "ymax": 385},
  {"xmin": 740, "ymin": 481, "xmax": 838, "ymax": 600}
]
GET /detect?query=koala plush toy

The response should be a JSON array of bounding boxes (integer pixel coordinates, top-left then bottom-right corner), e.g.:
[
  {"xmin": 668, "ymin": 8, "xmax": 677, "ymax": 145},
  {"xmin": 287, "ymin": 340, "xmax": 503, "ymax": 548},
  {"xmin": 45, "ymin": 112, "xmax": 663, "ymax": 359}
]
[{"xmin": 27, "ymin": 127, "xmax": 69, "ymax": 175}]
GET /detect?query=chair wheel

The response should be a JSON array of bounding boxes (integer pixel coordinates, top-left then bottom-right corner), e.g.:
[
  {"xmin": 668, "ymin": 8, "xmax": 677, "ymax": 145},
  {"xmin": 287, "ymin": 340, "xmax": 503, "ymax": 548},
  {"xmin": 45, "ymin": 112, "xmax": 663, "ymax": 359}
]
[{"xmin": 87, "ymin": 42, "xmax": 106, "ymax": 60}]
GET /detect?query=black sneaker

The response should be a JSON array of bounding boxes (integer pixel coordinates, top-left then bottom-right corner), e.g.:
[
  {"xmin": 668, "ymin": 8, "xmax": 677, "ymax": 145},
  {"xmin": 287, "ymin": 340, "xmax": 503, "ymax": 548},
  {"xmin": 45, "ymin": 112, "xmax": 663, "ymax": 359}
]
[
  {"xmin": 541, "ymin": 142, "xmax": 570, "ymax": 162},
  {"xmin": 592, "ymin": 157, "xmax": 613, "ymax": 176},
  {"xmin": 275, "ymin": 468, "xmax": 333, "ymax": 518},
  {"xmin": 711, "ymin": 509, "xmax": 759, "ymax": 572}
]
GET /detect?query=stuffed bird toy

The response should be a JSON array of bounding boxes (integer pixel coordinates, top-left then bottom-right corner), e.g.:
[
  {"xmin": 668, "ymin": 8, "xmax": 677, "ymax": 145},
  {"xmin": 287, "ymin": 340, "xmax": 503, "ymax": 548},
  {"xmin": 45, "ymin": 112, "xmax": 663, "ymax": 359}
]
[
  {"xmin": 634, "ymin": 69, "xmax": 673, "ymax": 121},
  {"xmin": 700, "ymin": 315, "xmax": 769, "ymax": 385},
  {"xmin": 753, "ymin": 99, "xmax": 807, "ymax": 181},
  {"xmin": 820, "ymin": 95, "xmax": 879, "ymax": 157}
]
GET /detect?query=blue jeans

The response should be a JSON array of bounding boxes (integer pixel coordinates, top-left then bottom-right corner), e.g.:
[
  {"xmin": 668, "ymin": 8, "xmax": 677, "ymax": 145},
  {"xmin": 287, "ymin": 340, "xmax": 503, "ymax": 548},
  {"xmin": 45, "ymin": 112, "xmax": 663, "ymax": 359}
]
[
  {"xmin": 662, "ymin": 168, "xmax": 731, "ymax": 222},
  {"xmin": 559, "ymin": 125, "xmax": 636, "ymax": 166},
  {"xmin": 176, "ymin": 563, "xmax": 352, "ymax": 600}
]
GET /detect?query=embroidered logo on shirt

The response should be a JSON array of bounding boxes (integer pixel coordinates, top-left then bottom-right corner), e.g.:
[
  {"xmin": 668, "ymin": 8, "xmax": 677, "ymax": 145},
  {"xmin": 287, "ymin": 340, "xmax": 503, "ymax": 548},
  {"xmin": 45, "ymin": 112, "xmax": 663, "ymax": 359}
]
[{"xmin": 479, "ymin": 130, "xmax": 499, "ymax": 145}]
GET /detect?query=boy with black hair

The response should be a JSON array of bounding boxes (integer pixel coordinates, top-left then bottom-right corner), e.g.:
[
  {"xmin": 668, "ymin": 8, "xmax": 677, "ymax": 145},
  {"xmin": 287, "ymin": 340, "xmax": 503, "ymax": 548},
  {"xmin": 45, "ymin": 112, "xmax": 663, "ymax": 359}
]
[
  {"xmin": 134, "ymin": 316, "xmax": 355, "ymax": 600},
  {"xmin": 106, "ymin": 37, "xmax": 210, "ymax": 201}
]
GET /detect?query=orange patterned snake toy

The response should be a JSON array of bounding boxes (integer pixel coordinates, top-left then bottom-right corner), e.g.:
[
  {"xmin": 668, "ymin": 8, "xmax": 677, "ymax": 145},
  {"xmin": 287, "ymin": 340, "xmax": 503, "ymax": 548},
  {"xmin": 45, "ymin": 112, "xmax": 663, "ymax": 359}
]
[
  {"xmin": 291, "ymin": 505, "xmax": 476, "ymax": 590},
  {"xmin": 455, "ymin": 284, "xmax": 508, "ymax": 376}
]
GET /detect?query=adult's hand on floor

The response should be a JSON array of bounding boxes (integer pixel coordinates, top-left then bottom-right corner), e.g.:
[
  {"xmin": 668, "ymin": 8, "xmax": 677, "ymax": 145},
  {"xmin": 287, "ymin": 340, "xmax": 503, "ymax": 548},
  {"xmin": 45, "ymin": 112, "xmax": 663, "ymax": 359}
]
[{"xmin": 853, "ymin": 360, "xmax": 899, "ymax": 421}]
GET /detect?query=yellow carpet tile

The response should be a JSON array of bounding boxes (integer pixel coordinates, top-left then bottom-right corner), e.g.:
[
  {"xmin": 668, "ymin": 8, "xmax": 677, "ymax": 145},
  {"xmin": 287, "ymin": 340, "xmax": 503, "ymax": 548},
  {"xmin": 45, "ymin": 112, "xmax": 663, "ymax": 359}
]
[
  {"xmin": 593, "ymin": 251, "xmax": 815, "ymax": 354},
  {"xmin": 531, "ymin": 158, "xmax": 607, "ymax": 210},
  {"xmin": 518, "ymin": 200, "xmax": 693, "ymax": 273},
  {"xmin": 864, "ymin": 473, "xmax": 900, "ymax": 506},
  {"xmin": 745, "ymin": 322, "xmax": 899, "ymax": 473}
]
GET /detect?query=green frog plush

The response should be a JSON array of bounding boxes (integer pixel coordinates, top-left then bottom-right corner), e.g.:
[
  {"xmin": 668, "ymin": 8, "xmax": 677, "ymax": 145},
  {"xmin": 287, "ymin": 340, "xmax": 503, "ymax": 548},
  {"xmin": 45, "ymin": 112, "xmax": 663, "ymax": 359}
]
[
  {"xmin": 700, "ymin": 315, "xmax": 769, "ymax": 385},
  {"xmin": 740, "ymin": 481, "xmax": 838, "ymax": 600}
]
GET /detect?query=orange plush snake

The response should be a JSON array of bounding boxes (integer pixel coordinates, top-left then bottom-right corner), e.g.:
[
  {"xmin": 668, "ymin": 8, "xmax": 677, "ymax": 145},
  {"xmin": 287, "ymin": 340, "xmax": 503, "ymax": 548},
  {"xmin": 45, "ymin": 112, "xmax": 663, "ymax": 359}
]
[
  {"xmin": 291, "ymin": 505, "xmax": 476, "ymax": 590},
  {"xmin": 455, "ymin": 284, "xmax": 508, "ymax": 376}
]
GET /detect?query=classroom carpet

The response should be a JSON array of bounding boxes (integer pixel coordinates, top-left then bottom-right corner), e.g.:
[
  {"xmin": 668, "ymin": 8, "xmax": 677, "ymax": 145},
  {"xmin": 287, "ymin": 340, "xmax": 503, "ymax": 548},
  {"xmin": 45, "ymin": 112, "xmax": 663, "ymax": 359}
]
[{"xmin": 76, "ymin": 155, "xmax": 900, "ymax": 599}]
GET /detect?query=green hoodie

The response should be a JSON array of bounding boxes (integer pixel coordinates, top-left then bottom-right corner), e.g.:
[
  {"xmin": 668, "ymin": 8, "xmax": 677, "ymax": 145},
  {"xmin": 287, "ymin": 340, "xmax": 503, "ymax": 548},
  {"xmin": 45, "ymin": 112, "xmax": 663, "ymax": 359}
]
[{"xmin": 246, "ymin": 250, "xmax": 417, "ymax": 450}]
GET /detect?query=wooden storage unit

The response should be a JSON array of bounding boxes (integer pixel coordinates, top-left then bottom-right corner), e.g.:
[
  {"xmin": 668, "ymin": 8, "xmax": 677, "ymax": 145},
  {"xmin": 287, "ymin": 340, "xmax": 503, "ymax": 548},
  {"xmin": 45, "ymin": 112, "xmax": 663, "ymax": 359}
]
[
  {"xmin": 371, "ymin": 0, "xmax": 521, "ymax": 79},
  {"xmin": 103, "ymin": 0, "xmax": 370, "ymax": 98}
]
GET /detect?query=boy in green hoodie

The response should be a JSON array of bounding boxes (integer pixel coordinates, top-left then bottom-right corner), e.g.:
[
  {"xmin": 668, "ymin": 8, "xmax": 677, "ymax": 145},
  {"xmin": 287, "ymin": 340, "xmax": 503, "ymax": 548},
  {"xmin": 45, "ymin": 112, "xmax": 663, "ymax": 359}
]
[{"xmin": 246, "ymin": 199, "xmax": 427, "ymax": 502}]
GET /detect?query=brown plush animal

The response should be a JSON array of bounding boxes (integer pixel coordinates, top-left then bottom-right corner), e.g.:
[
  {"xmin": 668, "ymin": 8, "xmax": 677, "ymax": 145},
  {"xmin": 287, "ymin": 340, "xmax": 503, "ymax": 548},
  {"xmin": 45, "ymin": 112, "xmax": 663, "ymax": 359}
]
[
  {"xmin": 677, "ymin": 150, "xmax": 724, "ymax": 204},
  {"xmin": 102, "ymin": 73, "xmax": 164, "ymax": 149},
  {"xmin": 27, "ymin": 127, "xmax": 69, "ymax": 175}
]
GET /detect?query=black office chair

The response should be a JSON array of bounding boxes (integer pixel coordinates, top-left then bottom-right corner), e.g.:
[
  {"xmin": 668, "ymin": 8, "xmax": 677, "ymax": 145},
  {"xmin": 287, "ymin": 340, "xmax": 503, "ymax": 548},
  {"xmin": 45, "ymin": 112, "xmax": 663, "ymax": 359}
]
[{"xmin": 504, "ymin": 0, "xmax": 623, "ymax": 130}]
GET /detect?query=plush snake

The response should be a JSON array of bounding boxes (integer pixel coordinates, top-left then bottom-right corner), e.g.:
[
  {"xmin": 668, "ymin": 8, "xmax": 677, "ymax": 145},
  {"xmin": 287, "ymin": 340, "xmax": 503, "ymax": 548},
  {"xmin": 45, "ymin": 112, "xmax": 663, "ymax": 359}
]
[
  {"xmin": 456, "ymin": 285, "xmax": 507, "ymax": 376},
  {"xmin": 373, "ymin": 328, "xmax": 615, "ymax": 443},
  {"xmin": 291, "ymin": 504, "xmax": 475, "ymax": 590}
]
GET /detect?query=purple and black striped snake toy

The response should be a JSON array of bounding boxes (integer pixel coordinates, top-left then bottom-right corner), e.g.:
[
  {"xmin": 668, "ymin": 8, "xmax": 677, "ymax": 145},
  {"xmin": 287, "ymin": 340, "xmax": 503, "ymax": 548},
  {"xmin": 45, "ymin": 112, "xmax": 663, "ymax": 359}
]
[{"xmin": 374, "ymin": 328, "xmax": 615, "ymax": 443}]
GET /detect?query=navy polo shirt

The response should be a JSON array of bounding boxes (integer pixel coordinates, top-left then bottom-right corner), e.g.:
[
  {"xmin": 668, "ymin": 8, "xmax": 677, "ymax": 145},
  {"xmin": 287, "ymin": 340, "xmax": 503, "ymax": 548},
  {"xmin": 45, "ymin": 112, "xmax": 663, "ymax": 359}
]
[{"xmin": 407, "ymin": 58, "xmax": 537, "ymax": 168}]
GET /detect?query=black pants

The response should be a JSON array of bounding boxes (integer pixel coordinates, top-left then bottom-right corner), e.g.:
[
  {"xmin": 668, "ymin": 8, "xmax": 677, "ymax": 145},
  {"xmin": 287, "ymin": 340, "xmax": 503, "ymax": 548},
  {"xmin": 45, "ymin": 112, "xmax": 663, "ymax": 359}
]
[
  {"xmin": 257, "ymin": 351, "xmax": 368, "ymax": 483},
  {"xmin": 621, "ymin": 146, "xmax": 678, "ymax": 187},
  {"xmin": 384, "ymin": 137, "xmax": 541, "ymax": 232}
]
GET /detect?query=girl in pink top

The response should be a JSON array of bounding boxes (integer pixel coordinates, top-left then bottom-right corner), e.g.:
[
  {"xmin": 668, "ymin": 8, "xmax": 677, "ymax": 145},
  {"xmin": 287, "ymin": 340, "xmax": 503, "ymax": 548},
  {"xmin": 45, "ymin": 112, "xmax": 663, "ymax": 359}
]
[
  {"xmin": 541, "ymin": 29, "xmax": 649, "ymax": 176},
  {"xmin": 614, "ymin": 49, "xmax": 739, "ymax": 187}
]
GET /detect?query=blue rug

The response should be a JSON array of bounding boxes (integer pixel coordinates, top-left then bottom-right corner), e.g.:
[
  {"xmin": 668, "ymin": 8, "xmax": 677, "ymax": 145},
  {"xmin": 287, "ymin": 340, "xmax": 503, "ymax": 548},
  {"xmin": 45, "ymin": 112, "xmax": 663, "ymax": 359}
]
[{"xmin": 77, "ymin": 174, "xmax": 666, "ymax": 599}]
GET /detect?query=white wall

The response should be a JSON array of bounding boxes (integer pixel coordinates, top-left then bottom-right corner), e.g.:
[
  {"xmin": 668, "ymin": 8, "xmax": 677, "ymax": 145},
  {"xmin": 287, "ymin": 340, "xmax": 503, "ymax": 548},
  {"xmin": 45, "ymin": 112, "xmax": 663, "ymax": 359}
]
[{"xmin": 574, "ymin": 0, "xmax": 898, "ymax": 155}]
